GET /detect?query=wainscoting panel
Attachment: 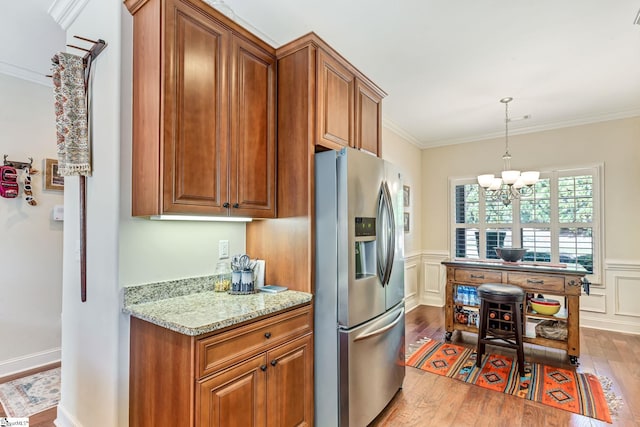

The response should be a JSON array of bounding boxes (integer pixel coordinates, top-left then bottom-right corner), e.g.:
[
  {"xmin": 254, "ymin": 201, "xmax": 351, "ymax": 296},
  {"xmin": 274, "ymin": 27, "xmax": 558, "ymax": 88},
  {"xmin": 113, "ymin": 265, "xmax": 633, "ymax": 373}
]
[
  {"xmin": 404, "ymin": 254, "xmax": 419, "ymax": 312},
  {"xmin": 580, "ymin": 291, "xmax": 606, "ymax": 314},
  {"xmin": 420, "ymin": 251, "xmax": 449, "ymax": 307},
  {"xmin": 614, "ymin": 275, "xmax": 640, "ymax": 317},
  {"xmin": 580, "ymin": 259, "xmax": 640, "ymax": 334}
]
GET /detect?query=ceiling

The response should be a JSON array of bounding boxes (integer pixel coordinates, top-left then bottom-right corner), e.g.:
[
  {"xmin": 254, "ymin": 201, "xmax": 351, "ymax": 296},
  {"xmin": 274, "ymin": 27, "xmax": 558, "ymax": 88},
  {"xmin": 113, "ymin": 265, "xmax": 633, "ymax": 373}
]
[
  {"xmin": 3, "ymin": 0, "xmax": 640, "ymax": 148},
  {"xmin": 0, "ymin": 1, "xmax": 65, "ymax": 86}
]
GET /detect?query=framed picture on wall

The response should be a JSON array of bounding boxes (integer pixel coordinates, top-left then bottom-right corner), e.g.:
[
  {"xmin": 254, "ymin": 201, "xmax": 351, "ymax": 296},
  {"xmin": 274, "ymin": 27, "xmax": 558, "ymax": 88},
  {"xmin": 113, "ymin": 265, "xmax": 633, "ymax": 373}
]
[
  {"xmin": 404, "ymin": 212, "xmax": 410, "ymax": 233},
  {"xmin": 403, "ymin": 185, "xmax": 410, "ymax": 207},
  {"xmin": 44, "ymin": 158, "xmax": 64, "ymax": 191}
]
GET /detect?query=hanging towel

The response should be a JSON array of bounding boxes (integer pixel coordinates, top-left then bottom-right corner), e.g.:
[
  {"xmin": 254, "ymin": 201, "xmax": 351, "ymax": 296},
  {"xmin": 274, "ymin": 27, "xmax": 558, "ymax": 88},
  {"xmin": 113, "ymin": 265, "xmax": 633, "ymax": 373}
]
[{"xmin": 52, "ymin": 52, "xmax": 92, "ymax": 176}]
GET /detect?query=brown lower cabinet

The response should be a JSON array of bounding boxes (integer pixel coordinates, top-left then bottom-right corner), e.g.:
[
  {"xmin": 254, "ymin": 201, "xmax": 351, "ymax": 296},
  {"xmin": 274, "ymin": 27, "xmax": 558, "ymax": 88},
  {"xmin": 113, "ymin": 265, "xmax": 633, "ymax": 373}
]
[
  {"xmin": 129, "ymin": 304, "xmax": 313, "ymax": 427},
  {"xmin": 198, "ymin": 334, "xmax": 312, "ymax": 427}
]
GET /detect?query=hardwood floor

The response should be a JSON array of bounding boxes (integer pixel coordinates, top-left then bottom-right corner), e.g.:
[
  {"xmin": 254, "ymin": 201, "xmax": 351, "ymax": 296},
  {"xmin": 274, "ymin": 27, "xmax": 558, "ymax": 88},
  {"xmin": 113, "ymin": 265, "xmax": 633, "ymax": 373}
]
[
  {"xmin": 0, "ymin": 362, "xmax": 58, "ymax": 427},
  {"xmin": 3, "ymin": 307, "xmax": 638, "ymax": 426},
  {"xmin": 371, "ymin": 305, "xmax": 640, "ymax": 427}
]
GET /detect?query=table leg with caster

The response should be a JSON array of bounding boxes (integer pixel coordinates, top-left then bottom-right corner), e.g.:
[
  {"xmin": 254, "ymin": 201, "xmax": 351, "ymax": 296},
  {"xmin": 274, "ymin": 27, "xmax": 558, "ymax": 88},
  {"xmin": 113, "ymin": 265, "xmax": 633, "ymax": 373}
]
[
  {"xmin": 569, "ymin": 355, "xmax": 579, "ymax": 366},
  {"xmin": 444, "ymin": 331, "xmax": 453, "ymax": 342}
]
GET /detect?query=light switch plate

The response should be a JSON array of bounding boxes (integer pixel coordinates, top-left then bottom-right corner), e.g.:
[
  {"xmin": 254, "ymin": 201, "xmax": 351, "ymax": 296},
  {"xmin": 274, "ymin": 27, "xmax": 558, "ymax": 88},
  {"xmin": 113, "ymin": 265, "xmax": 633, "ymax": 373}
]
[{"xmin": 219, "ymin": 240, "xmax": 229, "ymax": 259}]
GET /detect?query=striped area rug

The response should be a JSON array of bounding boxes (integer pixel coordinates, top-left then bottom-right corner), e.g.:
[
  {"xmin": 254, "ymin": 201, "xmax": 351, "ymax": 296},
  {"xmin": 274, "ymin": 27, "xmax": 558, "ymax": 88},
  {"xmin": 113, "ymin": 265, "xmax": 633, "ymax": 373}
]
[{"xmin": 406, "ymin": 338, "xmax": 613, "ymax": 423}]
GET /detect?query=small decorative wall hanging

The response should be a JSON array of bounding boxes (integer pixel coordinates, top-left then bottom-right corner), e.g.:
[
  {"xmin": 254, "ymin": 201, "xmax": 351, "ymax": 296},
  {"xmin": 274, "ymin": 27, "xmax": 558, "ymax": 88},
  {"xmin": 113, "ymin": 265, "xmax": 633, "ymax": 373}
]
[
  {"xmin": 0, "ymin": 165, "xmax": 19, "ymax": 199},
  {"xmin": 1, "ymin": 156, "xmax": 39, "ymax": 205},
  {"xmin": 44, "ymin": 158, "xmax": 64, "ymax": 191},
  {"xmin": 403, "ymin": 185, "xmax": 410, "ymax": 207}
]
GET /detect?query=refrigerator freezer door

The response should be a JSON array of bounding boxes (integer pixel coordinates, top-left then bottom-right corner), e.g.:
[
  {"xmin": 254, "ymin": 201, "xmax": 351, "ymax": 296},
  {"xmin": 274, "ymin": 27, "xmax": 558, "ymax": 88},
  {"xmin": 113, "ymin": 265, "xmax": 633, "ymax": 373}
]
[
  {"xmin": 337, "ymin": 149, "xmax": 387, "ymax": 328},
  {"xmin": 384, "ymin": 161, "xmax": 405, "ymax": 310},
  {"xmin": 338, "ymin": 303, "xmax": 405, "ymax": 427}
]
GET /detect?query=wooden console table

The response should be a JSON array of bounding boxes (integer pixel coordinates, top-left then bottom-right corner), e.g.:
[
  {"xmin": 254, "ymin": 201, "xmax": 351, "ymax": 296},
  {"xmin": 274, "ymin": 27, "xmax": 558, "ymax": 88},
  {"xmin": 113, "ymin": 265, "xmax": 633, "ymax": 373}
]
[{"xmin": 443, "ymin": 260, "xmax": 588, "ymax": 365}]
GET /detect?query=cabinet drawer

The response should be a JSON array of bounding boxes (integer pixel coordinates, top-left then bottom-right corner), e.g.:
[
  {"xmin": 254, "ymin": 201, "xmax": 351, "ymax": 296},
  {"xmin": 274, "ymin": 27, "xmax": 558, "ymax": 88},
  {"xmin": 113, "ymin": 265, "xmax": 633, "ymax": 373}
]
[
  {"xmin": 453, "ymin": 268, "xmax": 502, "ymax": 284},
  {"xmin": 506, "ymin": 273, "xmax": 565, "ymax": 293},
  {"xmin": 197, "ymin": 304, "xmax": 312, "ymax": 378}
]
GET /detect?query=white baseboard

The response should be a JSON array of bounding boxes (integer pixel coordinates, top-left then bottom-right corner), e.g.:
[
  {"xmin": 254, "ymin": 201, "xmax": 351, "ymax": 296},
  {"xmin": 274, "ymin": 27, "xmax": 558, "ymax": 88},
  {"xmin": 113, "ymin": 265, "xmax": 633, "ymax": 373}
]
[
  {"xmin": 405, "ymin": 295, "xmax": 419, "ymax": 312},
  {"xmin": 580, "ymin": 315, "xmax": 640, "ymax": 335},
  {"xmin": 55, "ymin": 403, "xmax": 82, "ymax": 427},
  {"xmin": 420, "ymin": 295, "xmax": 445, "ymax": 308},
  {"xmin": 0, "ymin": 348, "xmax": 61, "ymax": 377}
]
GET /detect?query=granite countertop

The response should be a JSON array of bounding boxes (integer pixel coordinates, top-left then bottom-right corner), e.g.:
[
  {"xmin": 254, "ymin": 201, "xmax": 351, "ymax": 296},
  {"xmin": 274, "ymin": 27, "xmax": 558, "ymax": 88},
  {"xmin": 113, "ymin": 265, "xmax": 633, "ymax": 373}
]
[{"xmin": 122, "ymin": 275, "xmax": 312, "ymax": 336}]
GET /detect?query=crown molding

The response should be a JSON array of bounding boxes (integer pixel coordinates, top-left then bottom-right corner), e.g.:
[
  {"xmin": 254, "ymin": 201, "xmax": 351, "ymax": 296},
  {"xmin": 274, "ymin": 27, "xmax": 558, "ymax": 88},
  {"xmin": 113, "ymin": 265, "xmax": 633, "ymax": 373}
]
[
  {"xmin": 421, "ymin": 108, "xmax": 640, "ymax": 149},
  {"xmin": 202, "ymin": 1, "xmax": 279, "ymax": 47},
  {"xmin": 48, "ymin": 0, "xmax": 89, "ymax": 30},
  {"xmin": 382, "ymin": 117, "xmax": 423, "ymax": 148},
  {"xmin": 0, "ymin": 61, "xmax": 51, "ymax": 87}
]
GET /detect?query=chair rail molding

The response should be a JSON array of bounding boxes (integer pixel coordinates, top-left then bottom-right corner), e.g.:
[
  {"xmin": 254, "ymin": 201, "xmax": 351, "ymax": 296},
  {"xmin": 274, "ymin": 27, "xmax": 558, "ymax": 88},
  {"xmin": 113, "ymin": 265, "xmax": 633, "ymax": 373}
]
[
  {"xmin": 605, "ymin": 259, "xmax": 640, "ymax": 271},
  {"xmin": 48, "ymin": 0, "xmax": 89, "ymax": 30},
  {"xmin": 404, "ymin": 252, "xmax": 421, "ymax": 312},
  {"xmin": 420, "ymin": 250, "xmax": 449, "ymax": 307}
]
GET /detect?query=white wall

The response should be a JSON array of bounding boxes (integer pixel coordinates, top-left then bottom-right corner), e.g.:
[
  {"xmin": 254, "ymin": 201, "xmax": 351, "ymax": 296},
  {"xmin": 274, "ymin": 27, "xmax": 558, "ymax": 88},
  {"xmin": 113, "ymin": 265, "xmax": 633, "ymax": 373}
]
[
  {"xmin": 56, "ymin": 2, "xmax": 247, "ymax": 426},
  {"xmin": 382, "ymin": 127, "xmax": 423, "ymax": 310},
  {"xmin": 420, "ymin": 117, "xmax": 640, "ymax": 333},
  {"xmin": 56, "ymin": 0, "xmax": 122, "ymax": 424},
  {"xmin": 0, "ymin": 74, "xmax": 63, "ymax": 376}
]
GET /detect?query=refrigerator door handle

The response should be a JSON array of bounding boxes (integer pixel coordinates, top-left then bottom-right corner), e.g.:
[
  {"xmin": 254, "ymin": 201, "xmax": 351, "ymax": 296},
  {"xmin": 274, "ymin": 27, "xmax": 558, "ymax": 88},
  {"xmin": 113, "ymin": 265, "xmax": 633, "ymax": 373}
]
[
  {"xmin": 353, "ymin": 307, "xmax": 405, "ymax": 342},
  {"xmin": 382, "ymin": 181, "xmax": 396, "ymax": 286},
  {"xmin": 376, "ymin": 185, "xmax": 388, "ymax": 285}
]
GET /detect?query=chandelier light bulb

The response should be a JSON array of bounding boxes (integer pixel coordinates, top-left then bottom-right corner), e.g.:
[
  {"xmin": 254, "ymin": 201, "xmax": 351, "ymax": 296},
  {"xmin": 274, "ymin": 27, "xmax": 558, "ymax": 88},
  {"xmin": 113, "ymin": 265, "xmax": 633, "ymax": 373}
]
[
  {"xmin": 521, "ymin": 171, "xmax": 540, "ymax": 185},
  {"xmin": 513, "ymin": 177, "xmax": 525, "ymax": 189},
  {"xmin": 488, "ymin": 178, "xmax": 503, "ymax": 191},
  {"xmin": 501, "ymin": 170, "xmax": 520, "ymax": 185},
  {"xmin": 477, "ymin": 174, "xmax": 495, "ymax": 187}
]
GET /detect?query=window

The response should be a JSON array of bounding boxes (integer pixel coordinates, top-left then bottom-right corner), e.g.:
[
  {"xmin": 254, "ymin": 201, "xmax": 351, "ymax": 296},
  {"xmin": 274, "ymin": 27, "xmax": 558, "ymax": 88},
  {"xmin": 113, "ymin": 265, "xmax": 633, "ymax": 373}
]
[{"xmin": 451, "ymin": 166, "xmax": 601, "ymax": 282}]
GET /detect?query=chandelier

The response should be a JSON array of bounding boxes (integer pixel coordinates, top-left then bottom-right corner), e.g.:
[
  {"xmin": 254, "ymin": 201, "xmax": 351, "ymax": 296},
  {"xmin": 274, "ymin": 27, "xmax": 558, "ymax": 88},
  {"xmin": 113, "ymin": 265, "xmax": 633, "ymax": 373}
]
[{"xmin": 477, "ymin": 97, "xmax": 539, "ymax": 206}]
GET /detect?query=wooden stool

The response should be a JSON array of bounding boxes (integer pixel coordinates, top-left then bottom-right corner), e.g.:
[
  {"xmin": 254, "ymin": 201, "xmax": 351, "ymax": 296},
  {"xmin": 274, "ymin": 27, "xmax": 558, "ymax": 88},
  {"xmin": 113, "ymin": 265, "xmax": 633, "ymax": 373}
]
[{"xmin": 476, "ymin": 283, "xmax": 526, "ymax": 377}]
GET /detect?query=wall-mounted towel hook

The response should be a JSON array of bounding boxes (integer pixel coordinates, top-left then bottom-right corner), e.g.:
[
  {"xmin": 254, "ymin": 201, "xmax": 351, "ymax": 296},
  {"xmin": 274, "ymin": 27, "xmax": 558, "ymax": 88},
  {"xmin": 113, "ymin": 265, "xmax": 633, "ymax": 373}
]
[{"xmin": 3, "ymin": 155, "xmax": 34, "ymax": 170}]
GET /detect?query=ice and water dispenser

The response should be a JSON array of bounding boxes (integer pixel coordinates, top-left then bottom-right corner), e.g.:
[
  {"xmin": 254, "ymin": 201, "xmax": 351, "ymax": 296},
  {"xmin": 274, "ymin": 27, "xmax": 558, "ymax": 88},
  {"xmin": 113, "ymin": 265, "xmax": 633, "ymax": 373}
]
[{"xmin": 355, "ymin": 217, "xmax": 376, "ymax": 279}]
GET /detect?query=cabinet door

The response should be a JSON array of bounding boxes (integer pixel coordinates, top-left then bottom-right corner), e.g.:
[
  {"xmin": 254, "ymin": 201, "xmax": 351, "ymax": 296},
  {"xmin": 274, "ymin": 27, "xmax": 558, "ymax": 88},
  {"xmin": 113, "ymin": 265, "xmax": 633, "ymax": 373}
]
[
  {"xmin": 316, "ymin": 49, "xmax": 354, "ymax": 149},
  {"xmin": 229, "ymin": 35, "xmax": 277, "ymax": 218},
  {"xmin": 198, "ymin": 353, "xmax": 267, "ymax": 427},
  {"xmin": 355, "ymin": 79, "xmax": 382, "ymax": 156},
  {"xmin": 163, "ymin": 0, "xmax": 229, "ymax": 214},
  {"xmin": 266, "ymin": 334, "xmax": 313, "ymax": 427}
]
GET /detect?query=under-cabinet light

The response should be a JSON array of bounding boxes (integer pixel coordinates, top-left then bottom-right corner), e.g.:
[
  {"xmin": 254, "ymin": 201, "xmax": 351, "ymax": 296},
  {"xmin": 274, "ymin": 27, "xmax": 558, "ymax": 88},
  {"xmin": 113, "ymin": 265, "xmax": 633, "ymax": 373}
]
[{"xmin": 149, "ymin": 215, "xmax": 252, "ymax": 222}]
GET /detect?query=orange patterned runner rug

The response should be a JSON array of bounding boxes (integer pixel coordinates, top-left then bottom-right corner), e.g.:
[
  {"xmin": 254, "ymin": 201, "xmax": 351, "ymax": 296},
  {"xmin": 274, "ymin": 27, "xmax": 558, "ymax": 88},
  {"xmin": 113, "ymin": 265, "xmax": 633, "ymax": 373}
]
[{"xmin": 406, "ymin": 338, "xmax": 613, "ymax": 423}]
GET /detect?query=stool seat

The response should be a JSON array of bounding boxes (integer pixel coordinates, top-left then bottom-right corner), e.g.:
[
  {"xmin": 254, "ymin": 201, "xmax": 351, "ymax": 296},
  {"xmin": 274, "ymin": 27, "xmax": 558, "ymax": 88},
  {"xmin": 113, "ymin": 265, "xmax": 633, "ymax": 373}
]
[
  {"xmin": 476, "ymin": 283, "xmax": 526, "ymax": 377},
  {"xmin": 477, "ymin": 283, "xmax": 524, "ymax": 298}
]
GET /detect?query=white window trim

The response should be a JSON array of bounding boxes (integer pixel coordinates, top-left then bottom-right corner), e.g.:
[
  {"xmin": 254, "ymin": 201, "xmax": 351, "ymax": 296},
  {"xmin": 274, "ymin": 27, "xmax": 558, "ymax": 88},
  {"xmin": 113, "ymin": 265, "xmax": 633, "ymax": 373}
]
[{"xmin": 449, "ymin": 164, "xmax": 603, "ymax": 284}]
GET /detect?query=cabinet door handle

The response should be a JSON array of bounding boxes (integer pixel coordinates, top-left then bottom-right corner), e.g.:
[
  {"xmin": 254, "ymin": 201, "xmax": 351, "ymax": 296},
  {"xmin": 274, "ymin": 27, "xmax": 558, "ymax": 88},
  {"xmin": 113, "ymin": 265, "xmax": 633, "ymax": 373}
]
[
  {"xmin": 223, "ymin": 202, "xmax": 230, "ymax": 208},
  {"xmin": 527, "ymin": 279, "xmax": 544, "ymax": 284},
  {"xmin": 260, "ymin": 365, "xmax": 267, "ymax": 372},
  {"xmin": 270, "ymin": 360, "xmax": 278, "ymax": 367},
  {"xmin": 233, "ymin": 203, "xmax": 240, "ymax": 209},
  {"xmin": 470, "ymin": 274, "xmax": 484, "ymax": 279},
  {"xmin": 264, "ymin": 332, "xmax": 271, "ymax": 339}
]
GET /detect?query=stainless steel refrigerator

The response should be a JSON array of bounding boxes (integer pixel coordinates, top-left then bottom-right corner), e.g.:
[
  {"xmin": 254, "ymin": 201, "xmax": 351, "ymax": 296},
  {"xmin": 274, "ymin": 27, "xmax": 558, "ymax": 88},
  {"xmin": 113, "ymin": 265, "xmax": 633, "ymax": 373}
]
[{"xmin": 315, "ymin": 147, "xmax": 405, "ymax": 427}]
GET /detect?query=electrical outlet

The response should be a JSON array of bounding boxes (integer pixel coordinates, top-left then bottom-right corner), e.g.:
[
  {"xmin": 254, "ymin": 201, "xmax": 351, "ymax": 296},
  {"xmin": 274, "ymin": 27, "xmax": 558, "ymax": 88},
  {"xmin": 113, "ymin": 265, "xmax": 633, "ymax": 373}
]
[{"xmin": 219, "ymin": 240, "xmax": 229, "ymax": 259}]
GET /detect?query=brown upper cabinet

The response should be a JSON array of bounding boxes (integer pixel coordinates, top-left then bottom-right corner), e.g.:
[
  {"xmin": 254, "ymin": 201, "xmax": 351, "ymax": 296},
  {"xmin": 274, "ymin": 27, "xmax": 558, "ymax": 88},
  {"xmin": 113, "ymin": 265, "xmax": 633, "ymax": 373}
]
[
  {"xmin": 126, "ymin": 0, "xmax": 276, "ymax": 218},
  {"xmin": 355, "ymin": 79, "xmax": 383, "ymax": 156},
  {"xmin": 277, "ymin": 32, "xmax": 386, "ymax": 157},
  {"xmin": 316, "ymin": 49, "xmax": 355, "ymax": 149}
]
